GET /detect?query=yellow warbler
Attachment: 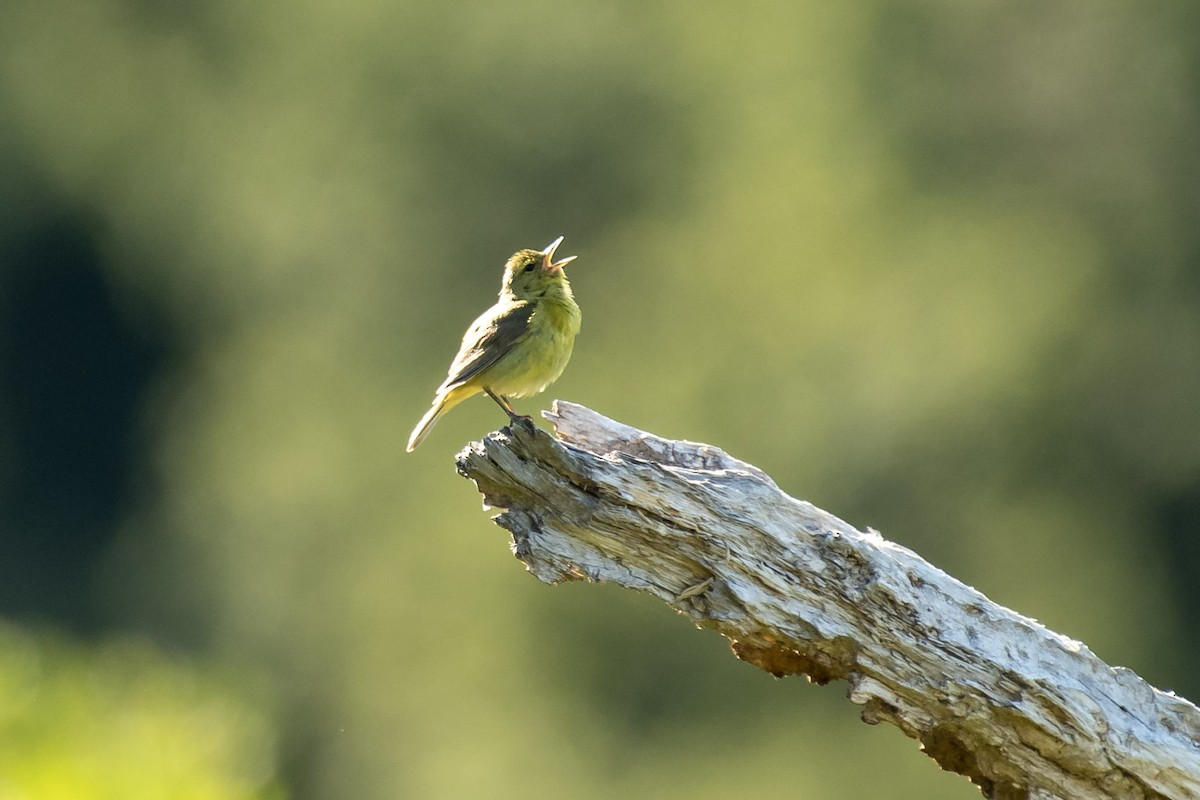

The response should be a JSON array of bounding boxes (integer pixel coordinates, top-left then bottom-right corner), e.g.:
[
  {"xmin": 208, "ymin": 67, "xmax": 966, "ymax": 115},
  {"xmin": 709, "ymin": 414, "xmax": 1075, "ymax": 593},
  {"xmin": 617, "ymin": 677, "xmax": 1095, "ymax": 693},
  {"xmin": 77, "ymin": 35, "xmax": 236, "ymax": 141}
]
[{"xmin": 406, "ymin": 236, "xmax": 581, "ymax": 451}]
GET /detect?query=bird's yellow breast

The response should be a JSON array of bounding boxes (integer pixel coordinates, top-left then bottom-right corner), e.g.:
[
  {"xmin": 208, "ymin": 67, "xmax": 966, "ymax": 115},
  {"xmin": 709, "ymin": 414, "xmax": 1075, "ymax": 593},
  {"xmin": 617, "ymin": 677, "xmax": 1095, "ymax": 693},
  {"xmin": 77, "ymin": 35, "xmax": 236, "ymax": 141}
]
[{"xmin": 482, "ymin": 292, "xmax": 580, "ymax": 398}]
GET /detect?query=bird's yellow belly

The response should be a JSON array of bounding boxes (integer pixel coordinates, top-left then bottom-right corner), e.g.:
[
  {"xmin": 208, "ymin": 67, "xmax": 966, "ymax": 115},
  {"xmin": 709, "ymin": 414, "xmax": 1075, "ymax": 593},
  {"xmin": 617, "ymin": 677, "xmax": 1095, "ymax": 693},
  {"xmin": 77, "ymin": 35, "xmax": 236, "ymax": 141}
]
[{"xmin": 485, "ymin": 323, "xmax": 576, "ymax": 398}]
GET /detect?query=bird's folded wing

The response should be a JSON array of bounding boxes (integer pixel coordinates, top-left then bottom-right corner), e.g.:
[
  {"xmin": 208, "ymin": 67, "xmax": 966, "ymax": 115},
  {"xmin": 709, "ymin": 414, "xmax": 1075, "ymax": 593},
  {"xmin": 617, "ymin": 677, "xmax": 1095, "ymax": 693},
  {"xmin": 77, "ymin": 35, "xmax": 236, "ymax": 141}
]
[{"xmin": 439, "ymin": 301, "xmax": 535, "ymax": 392}]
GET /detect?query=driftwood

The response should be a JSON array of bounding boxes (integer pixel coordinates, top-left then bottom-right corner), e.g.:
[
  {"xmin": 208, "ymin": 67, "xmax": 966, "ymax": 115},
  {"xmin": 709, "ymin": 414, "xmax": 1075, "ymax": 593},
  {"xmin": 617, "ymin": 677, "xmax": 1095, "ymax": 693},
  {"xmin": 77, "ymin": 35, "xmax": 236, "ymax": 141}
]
[{"xmin": 455, "ymin": 402, "xmax": 1200, "ymax": 800}]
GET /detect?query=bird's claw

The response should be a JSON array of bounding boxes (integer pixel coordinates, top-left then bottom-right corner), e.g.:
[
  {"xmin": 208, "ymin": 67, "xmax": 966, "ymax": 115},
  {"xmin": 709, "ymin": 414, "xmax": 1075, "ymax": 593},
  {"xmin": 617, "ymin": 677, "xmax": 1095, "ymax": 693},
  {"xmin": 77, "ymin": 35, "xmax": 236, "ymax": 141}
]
[{"xmin": 506, "ymin": 413, "xmax": 536, "ymax": 432}]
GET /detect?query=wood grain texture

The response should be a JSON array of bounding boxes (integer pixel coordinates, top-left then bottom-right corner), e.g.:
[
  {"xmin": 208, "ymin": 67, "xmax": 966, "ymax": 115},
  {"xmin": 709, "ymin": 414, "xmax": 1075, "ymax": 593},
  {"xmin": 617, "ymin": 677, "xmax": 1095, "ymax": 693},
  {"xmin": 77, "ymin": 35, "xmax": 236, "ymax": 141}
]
[{"xmin": 455, "ymin": 401, "xmax": 1200, "ymax": 800}]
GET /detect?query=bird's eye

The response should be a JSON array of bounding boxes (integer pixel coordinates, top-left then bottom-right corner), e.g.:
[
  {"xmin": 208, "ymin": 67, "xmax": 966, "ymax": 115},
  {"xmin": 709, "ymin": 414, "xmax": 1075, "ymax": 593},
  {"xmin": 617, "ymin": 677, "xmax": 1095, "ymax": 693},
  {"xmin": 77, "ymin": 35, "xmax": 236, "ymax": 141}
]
[{"xmin": 523, "ymin": 262, "xmax": 537, "ymax": 273}]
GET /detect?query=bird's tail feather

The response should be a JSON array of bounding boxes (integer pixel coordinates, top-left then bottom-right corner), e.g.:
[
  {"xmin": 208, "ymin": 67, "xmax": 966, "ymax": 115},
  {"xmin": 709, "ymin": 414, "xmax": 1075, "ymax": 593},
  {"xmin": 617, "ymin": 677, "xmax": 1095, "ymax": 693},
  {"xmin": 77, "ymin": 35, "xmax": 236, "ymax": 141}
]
[{"xmin": 406, "ymin": 389, "xmax": 469, "ymax": 451}]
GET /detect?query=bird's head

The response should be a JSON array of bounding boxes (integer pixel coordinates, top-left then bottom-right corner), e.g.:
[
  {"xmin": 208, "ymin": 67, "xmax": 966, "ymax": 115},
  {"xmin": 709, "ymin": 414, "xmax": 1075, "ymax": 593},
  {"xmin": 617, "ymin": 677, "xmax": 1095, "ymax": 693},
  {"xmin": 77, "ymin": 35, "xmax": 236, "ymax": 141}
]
[{"xmin": 501, "ymin": 235, "xmax": 577, "ymax": 300}]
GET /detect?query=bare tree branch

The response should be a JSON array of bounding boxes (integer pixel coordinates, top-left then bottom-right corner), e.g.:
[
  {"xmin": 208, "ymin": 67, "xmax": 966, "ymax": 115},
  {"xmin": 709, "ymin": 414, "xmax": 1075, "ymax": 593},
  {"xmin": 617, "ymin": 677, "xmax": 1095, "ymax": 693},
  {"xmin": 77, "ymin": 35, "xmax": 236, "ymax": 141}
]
[{"xmin": 455, "ymin": 401, "xmax": 1200, "ymax": 800}]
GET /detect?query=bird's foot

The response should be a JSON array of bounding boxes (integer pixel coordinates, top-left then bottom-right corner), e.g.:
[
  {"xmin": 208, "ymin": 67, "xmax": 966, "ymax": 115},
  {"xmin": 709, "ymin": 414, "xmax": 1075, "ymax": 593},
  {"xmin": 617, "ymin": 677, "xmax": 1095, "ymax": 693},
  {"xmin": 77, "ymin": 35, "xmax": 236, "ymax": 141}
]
[
  {"xmin": 505, "ymin": 412, "xmax": 536, "ymax": 432},
  {"xmin": 485, "ymin": 389, "xmax": 534, "ymax": 432}
]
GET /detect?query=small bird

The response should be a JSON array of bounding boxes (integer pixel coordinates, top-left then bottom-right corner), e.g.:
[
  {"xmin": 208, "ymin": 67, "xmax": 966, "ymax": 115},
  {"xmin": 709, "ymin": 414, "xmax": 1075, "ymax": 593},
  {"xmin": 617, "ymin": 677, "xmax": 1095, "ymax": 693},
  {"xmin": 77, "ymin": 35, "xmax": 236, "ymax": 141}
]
[{"xmin": 406, "ymin": 236, "xmax": 582, "ymax": 451}]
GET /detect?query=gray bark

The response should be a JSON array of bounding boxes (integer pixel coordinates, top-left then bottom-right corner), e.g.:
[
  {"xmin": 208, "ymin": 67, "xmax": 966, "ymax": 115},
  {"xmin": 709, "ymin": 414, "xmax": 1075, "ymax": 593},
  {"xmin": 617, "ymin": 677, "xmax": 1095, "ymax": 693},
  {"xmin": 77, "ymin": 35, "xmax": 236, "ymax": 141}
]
[{"xmin": 455, "ymin": 401, "xmax": 1200, "ymax": 800}]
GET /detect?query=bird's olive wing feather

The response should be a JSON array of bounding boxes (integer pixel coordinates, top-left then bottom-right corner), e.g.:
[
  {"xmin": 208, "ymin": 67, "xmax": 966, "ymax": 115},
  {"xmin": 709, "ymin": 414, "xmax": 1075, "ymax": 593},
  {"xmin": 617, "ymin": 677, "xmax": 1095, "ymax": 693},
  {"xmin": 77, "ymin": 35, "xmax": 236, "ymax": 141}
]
[{"xmin": 438, "ymin": 300, "xmax": 534, "ymax": 392}]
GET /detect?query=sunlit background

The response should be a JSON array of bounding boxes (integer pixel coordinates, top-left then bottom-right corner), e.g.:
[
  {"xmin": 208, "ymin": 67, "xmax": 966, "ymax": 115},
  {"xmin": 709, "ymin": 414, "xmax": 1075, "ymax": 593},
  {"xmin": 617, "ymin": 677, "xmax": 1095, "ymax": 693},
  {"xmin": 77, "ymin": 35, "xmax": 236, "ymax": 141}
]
[{"xmin": 1, "ymin": 1, "xmax": 1198, "ymax": 797}]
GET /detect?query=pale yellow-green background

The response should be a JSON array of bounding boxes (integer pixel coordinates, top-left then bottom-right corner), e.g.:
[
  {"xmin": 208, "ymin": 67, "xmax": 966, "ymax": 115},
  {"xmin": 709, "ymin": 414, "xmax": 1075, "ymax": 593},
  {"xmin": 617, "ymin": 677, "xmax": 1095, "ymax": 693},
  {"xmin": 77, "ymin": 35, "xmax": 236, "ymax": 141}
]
[{"xmin": 1, "ymin": 1, "xmax": 1197, "ymax": 797}]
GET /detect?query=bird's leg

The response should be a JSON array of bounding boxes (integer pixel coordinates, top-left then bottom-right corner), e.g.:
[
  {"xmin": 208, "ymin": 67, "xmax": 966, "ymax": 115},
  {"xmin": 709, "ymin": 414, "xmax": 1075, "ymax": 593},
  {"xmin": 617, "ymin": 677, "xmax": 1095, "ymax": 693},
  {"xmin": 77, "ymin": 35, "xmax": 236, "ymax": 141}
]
[{"xmin": 484, "ymin": 388, "xmax": 533, "ymax": 427}]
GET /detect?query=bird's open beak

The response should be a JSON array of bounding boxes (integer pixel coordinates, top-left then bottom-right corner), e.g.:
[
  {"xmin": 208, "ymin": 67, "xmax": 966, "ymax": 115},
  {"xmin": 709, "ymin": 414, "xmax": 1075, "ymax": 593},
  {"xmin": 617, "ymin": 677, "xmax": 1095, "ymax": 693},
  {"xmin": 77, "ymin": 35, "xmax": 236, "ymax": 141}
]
[{"xmin": 542, "ymin": 235, "xmax": 577, "ymax": 273}]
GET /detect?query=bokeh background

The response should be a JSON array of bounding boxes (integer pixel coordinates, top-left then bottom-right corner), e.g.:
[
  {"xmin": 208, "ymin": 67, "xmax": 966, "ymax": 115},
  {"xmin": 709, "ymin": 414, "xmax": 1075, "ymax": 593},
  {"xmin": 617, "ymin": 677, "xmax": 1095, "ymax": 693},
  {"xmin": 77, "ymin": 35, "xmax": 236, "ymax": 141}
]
[{"xmin": 2, "ymin": 1, "xmax": 1198, "ymax": 797}]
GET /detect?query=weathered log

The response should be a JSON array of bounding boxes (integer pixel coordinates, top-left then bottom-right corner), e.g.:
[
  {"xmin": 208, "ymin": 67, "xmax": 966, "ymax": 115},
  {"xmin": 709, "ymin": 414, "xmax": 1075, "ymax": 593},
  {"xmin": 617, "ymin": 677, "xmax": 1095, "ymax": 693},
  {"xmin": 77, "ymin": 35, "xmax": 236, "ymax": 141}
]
[{"xmin": 455, "ymin": 401, "xmax": 1200, "ymax": 800}]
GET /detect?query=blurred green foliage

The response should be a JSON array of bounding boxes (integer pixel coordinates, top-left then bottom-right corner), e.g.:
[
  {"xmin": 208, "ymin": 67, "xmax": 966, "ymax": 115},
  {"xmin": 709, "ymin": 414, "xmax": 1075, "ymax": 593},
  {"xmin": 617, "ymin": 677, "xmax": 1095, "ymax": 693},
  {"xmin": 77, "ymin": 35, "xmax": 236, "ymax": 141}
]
[
  {"xmin": 0, "ymin": 624, "xmax": 280, "ymax": 799},
  {"xmin": 1, "ymin": 0, "xmax": 1198, "ymax": 797}
]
